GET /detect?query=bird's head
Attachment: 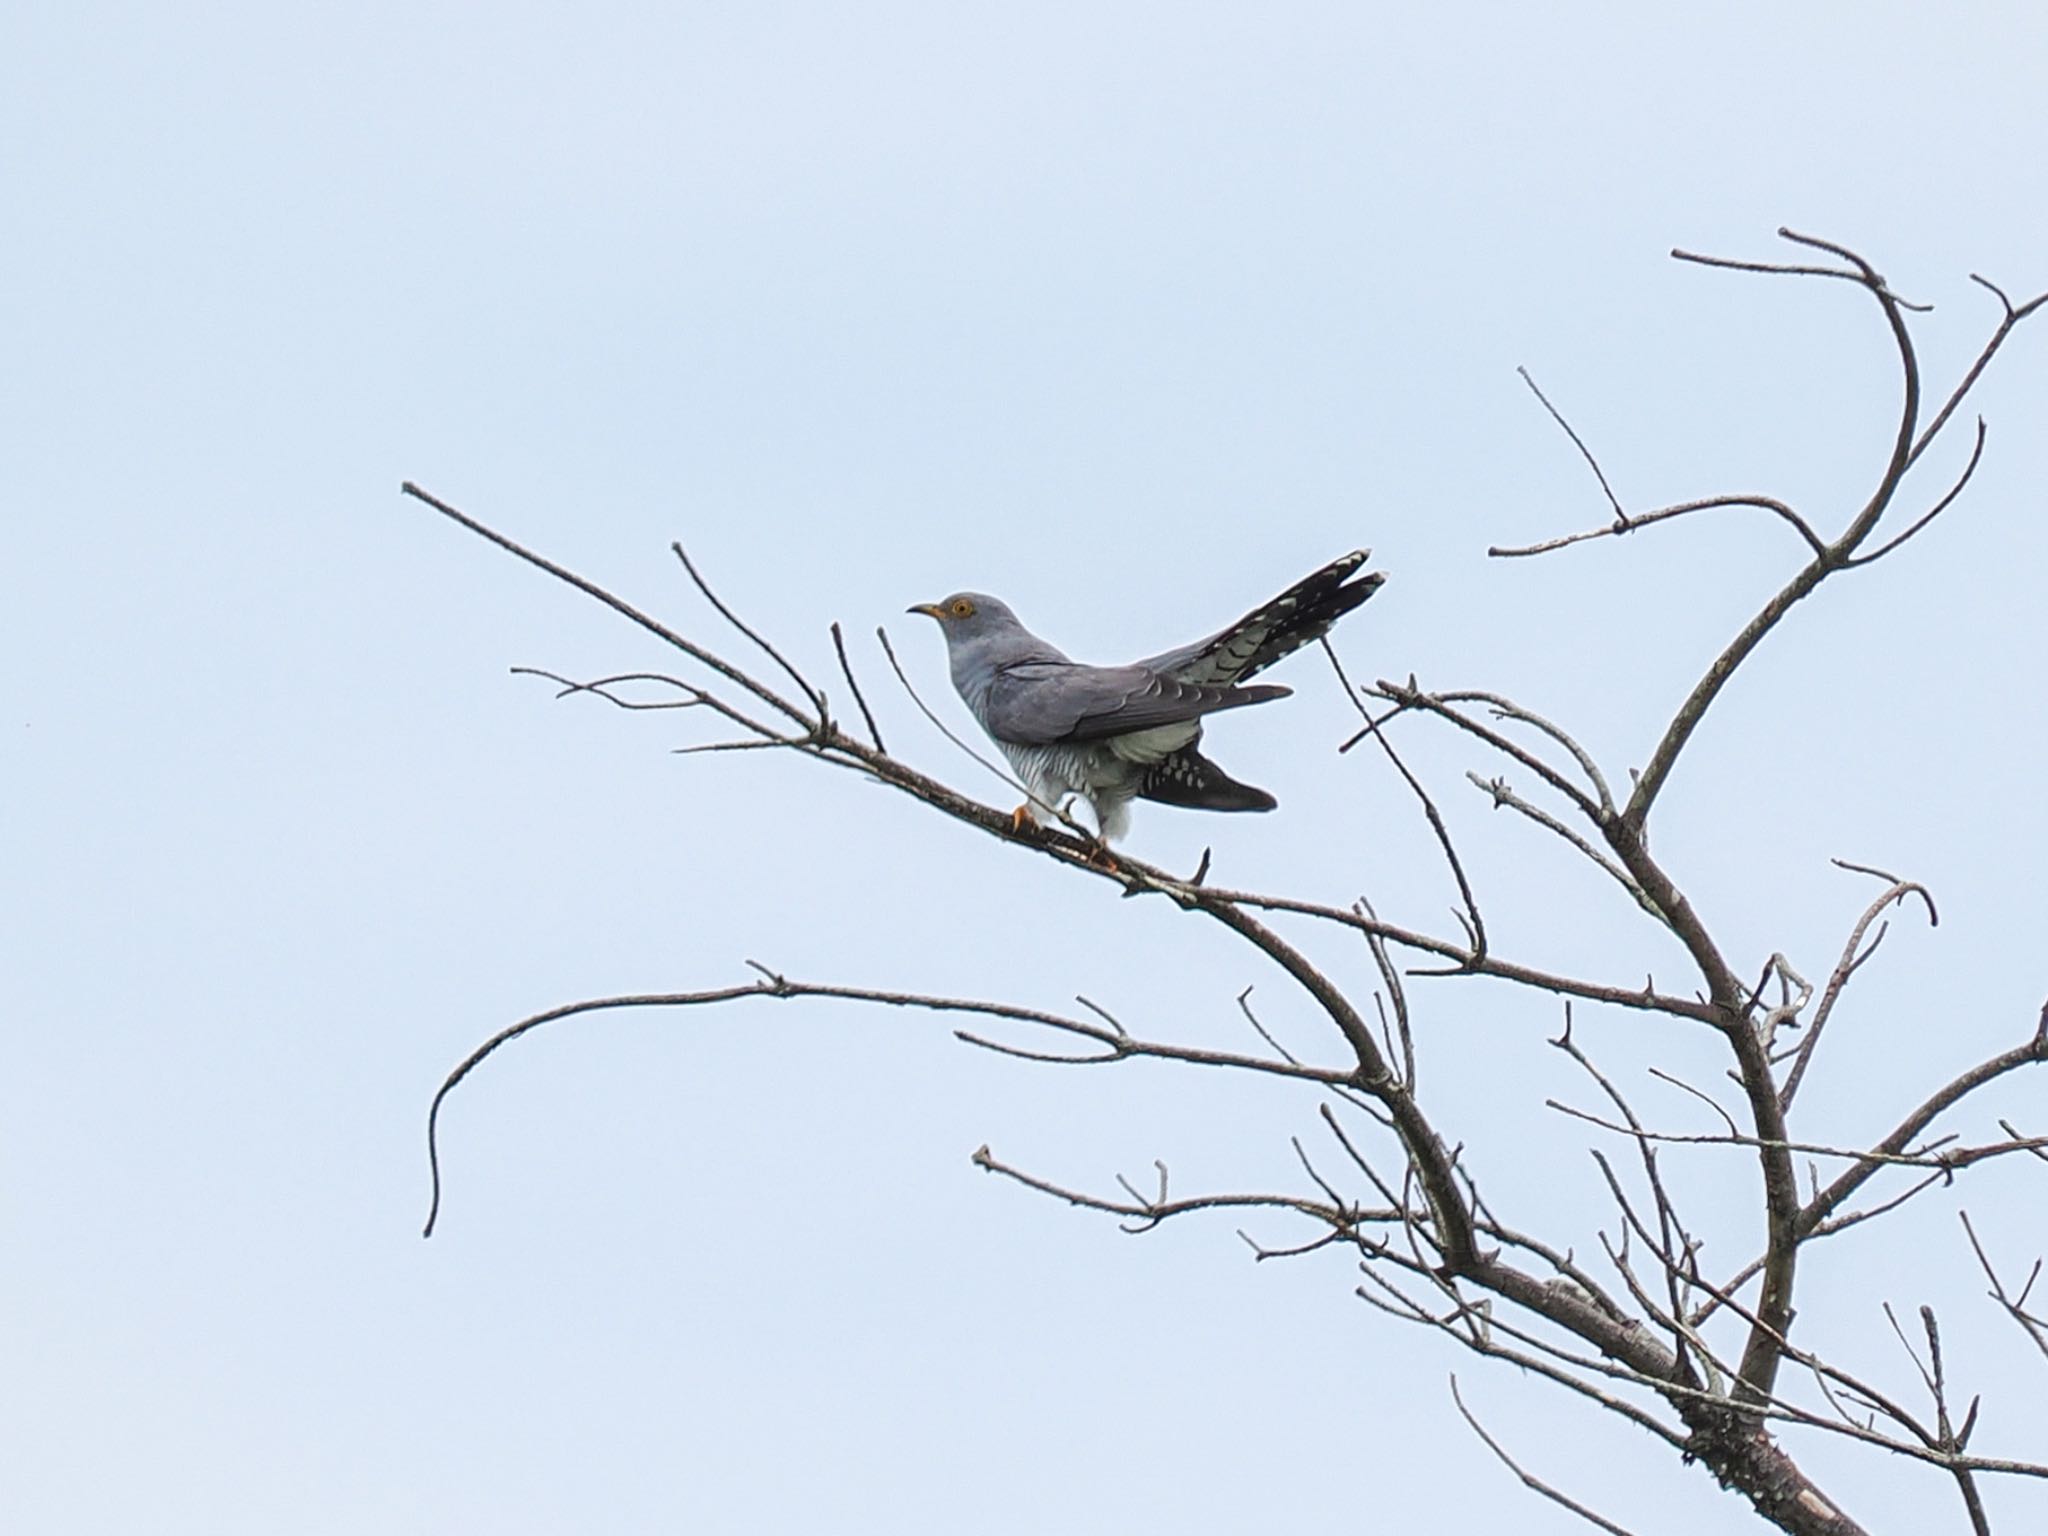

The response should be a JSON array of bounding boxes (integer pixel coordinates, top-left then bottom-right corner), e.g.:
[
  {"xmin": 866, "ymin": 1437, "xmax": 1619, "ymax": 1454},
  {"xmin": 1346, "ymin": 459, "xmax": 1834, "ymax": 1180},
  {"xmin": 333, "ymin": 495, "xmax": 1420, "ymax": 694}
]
[{"xmin": 906, "ymin": 592, "xmax": 1020, "ymax": 644}]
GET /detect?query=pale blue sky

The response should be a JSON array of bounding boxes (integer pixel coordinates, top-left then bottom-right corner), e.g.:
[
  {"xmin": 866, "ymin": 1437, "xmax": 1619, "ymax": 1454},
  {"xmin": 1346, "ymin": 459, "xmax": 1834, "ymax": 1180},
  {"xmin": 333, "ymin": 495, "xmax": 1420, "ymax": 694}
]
[{"xmin": 7, "ymin": 5, "xmax": 2047, "ymax": 1532}]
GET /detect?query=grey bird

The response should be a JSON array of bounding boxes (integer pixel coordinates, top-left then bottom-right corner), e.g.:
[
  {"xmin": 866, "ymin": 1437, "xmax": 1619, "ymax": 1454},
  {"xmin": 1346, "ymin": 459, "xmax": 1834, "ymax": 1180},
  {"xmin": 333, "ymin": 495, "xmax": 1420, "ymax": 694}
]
[{"xmin": 909, "ymin": 552, "xmax": 1384, "ymax": 841}]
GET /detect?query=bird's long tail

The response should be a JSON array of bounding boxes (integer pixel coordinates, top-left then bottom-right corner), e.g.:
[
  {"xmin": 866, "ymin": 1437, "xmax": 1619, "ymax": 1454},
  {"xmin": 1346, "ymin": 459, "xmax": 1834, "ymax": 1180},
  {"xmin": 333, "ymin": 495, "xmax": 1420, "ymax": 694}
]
[
  {"xmin": 1230, "ymin": 552, "xmax": 1386, "ymax": 683},
  {"xmin": 1137, "ymin": 749, "xmax": 1277, "ymax": 812}
]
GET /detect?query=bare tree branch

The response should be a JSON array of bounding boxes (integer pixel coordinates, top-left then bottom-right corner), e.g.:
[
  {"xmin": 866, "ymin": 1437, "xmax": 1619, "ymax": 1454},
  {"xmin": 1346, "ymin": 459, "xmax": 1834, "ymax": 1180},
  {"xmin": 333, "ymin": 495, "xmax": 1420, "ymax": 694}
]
[
  {"xmin": 1549, "ymin": 1103, "xmax": 2048, "ymax": 1175},
  {"xmin": 422, "ymin": 973, "xmax": 1366, "ymax": 1236},
  {"xmin": 1802, "ymin": 1009, "xmax": 2048, "ymax": 1234},
  {"xmin": 1910, "ymin": 273, "xmax": 2048, "ymax": 467},
  {"xmin": 1491, "ymin": 493, "xmax": 1829, "ymax": 562},
  {"xmin": 1499, "ymin": 366, "xmax": 1824, "ymax": 558},
  {"xmin": 510, "ymin": 666, "xmax": 792, "ymax": 745},
  {"xmin": 1435, "ymin": 690, "xmax": 1617, "ymax": 814},
  {"xmin": 402, "ymin": 481, "xmax": 816, "ymax": 729},
  {"xmin": 403, "ymin": 234, "xmax": 2048, "ymax": 1536},
  {"xmin": 1467, "ymin": 770, "xmax": 1659, "ymax": 919},
  {"xmin": 1361, "ymin": 678, "xmax": 1604, "ymax": 820}
]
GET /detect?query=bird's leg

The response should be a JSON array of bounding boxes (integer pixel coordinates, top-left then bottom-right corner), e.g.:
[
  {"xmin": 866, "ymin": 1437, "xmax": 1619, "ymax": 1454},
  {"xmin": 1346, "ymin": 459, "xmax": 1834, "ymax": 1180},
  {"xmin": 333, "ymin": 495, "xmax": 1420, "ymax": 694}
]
[
  {"xmin": 1006, "ymin": 797, "xmax": 1115, "ymax": 869},
  {"xmin": 1070, "ymin": 795, "xmax": 1126, "ymax": 871}
]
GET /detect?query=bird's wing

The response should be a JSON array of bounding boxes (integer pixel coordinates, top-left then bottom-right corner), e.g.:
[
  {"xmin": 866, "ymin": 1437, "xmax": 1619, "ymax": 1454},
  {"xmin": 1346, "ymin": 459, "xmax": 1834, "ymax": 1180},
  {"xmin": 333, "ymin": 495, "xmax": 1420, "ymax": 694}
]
[
  {"xmin": 1138, "ymin": 550, "xmax": 1385, "ymax": 685},
  {"xmin": 983, "ymin": 661, "xmax": 1289, "ymax": 746}
]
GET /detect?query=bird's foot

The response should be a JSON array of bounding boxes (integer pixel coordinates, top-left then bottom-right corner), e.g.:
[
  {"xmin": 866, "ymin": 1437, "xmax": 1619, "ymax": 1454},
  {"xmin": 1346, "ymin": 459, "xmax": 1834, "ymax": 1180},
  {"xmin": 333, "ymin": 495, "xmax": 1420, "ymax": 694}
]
[{"xmin": 1008, "ymin": 803, "xmax": 1039, "ymax": 835}]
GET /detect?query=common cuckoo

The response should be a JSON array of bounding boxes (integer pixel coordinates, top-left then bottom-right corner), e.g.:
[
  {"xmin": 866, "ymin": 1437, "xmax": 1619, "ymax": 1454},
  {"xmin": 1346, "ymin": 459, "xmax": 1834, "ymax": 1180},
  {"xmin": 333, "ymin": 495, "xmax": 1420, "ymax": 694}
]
[{"xmin": 910, "ymin": 552, "xmax": 1383, "ymax": 841}]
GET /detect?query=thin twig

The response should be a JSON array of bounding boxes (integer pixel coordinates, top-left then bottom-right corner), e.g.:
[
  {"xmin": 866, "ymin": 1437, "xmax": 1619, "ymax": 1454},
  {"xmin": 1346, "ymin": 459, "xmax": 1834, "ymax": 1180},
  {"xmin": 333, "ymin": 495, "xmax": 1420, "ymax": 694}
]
[
  {"xmin": 1466, "ymin": 771, "xmax": 1658, "ymax": 919},
  {"xmin": 1909, "ymin": 274, "xmax": 2048, "ymax": 467},
  {"xmin": 422, "ymin": 974, "xmax": 1362, "ymax": 1235},
  {"xmin": 970, "ymin": 1145, "xmax": 1380, "ymax": 1237},
  {"xmin": 1556, "ymin": 1028, "xmax": 1697, "ymax": 1361},
  {"xmin": 1356, "ymin": 896, "xmax": 1416, "ymax": 1090},
  {"xmin": 670, "ymin": 541, "xmax": 826, "ymax": 716},
  {"xmin": 1698, "ymin": 1171, "xmax": 1948, "ymax": 1329},
  {"xmin": 1326, "ymin": 643, "xmax": 1486, "ymax": 959},
  {"xmin": 1626, "ymin": 227, "xmax": 1929, "ymax": 831},
  {"xmin": 1361, "ymin": 679, "xmax": 1603, "ymax": 820},
  {"xmin": 1669, "ymin": 236, "xmax": 1931, "ymax": 311},
  {"xmin": 1549, "ymin": 1102, "xmax": 2047, "ymax": 1172},
  {"xmin": 1436, "ymin": 690, "xmax": 1616, "ymax": 813},
  {"xmin": 1186, "ymin": 882, "xmax": 1717, "ymax": 1022},
  {"xmin": 1959, "ymin": 1211, "xmax": 2048, "ymax": 1361},
  {"xmin": 1517, "ymin": 366, "xmax": 1627, "ymax": 521},
  {"xmin": 511, "ymin": 668, "xmax": 708, "ymax": 710},
  {"xmin": 1647, "ymin": 1067, "xmax": 1740, "ymax": 1139},
  {"xmin": 1235, "ymin": 987, "xmax": 1301, "ymax": 1067},
  {"xmin": 830, "ymin": 621, "xmax": 886, "ymax": 753},
  {"xmin": 1843, "ymin": 417, "xmax": 1988, "ymax": 567},
  {"xmin": 1451, "ymin": 1376, "xmax": 1645, "ymax": 1536},
  {"xmin": 509, "ymin": 666, "xmax": 792, "ymax": 747},
  {"xmin": 874, "ymin": 624, "xmax": 1069, "ymax": 828},
  {"xmin": 399, "ymin": 483, "xmax": 814, "ymax": 727},
  {"xmin": 1801, "ymin": 1018, "xmax": 2048, "ymax": 1234},
  {"xmin": 1781, "ymin": 865, "xmax": 1938, "ymax": 1111},
  {"xmin": 1491, "ymin": 493, "xmax": 1828, "ymax": 562}
]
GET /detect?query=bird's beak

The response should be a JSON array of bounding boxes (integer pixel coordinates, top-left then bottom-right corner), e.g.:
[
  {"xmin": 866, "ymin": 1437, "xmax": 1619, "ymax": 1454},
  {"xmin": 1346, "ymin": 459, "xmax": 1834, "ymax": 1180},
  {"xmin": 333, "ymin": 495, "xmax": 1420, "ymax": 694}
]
[{"xmin": 907, "ymin": 603, "xmax": 945, "ymax": 620}]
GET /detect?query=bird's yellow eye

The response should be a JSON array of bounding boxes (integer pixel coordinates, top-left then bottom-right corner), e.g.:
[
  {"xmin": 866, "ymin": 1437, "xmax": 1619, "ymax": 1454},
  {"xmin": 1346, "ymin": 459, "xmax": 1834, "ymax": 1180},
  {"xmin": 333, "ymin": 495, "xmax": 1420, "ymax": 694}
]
[{"xmin": 950, "ymin": 598, "xmax": 976, "ymax": 618}]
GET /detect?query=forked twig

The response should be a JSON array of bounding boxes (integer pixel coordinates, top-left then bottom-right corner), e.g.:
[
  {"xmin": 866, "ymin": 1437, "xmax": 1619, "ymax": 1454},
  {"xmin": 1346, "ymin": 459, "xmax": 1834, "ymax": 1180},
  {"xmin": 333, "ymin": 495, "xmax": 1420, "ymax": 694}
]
[
  {"xmin": 1960, "ymin": 1210, "xmax": 2048, "ymax": 1361},
  {"xmin": 1780, "ymin": 863, "xmax": 1938, "ymax": 1111},
  {"xmin": 401, "ymin": 482, "xmax": 814, "ymax": 728}
]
